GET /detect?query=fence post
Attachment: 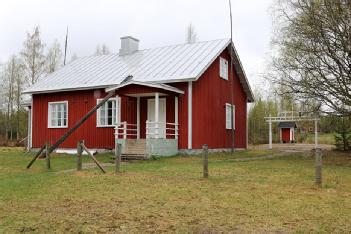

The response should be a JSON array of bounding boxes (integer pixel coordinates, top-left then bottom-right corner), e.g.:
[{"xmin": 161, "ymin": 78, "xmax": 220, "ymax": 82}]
[
  {"xmin": 315, "ymin": 148, "xmax": 322, "ymax": 187},
  {"xmin": 77, "ymin": 140, "xmax": 83, "ymax": 171},
  {"xmin": 203, "ymin": 144, "xmax": 209, "ymax": 178},
  {"xmin": 115, "ymin": 143, "xmax": 122, "ymax": 174},
  {"xmin": 45, "ymin": 141, "xmax": 51, "ymax": 170}
]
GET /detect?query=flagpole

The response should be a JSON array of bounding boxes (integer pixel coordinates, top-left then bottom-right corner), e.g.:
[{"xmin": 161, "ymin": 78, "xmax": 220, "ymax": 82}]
[
  {"xmin": 63, "ymin": 26, "xmax": 68, "ymax": 66},
  {"xmin": 228, "ymin": 0, "xmax": 235, "ymax": 153}
]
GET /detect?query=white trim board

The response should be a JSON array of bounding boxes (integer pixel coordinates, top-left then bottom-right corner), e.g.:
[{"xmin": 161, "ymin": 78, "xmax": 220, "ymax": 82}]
[{"xmin": 188, "ymin": 81, "xmax": 192, "ymax": 149}]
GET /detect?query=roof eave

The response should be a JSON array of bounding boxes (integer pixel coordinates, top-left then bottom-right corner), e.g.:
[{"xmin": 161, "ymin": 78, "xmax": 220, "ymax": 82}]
[
  {"xmin": 229, "ymin": 44, "xmax": 255, "ymax": 103},
  {"xmin": 105, "ymin": 80, "xmax": 184, "ymax": 94},
  {"xmin": 22, "ymin": 85, "xmax": 113, "ymax": 95}
]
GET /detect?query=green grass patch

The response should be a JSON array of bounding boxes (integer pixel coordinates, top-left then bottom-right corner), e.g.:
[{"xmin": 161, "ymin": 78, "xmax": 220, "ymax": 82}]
[
  {"xmin": 305, "ymin": 133, "xmax": 335, "ymax": 145},
  {"xmin": 0, "ymin": 147, "xmax": 350, "ymax": 233}
]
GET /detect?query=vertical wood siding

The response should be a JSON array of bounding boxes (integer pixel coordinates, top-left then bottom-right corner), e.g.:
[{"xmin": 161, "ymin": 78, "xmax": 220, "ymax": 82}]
[
  {"xmin": 32, "ymin": 89, "xmax": 116, "ymax": 149},
  {"xmin": 190, "ymin": 48, "xmax": 248, "ymax": 149}
]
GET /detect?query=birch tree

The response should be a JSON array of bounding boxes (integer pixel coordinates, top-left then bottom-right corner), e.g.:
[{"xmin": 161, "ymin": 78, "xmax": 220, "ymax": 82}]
[
  {"xmin": 46, "ymin": 39, "xmax": 62, "ymax": 73},
  {"xmin": 269, "ymin": 0, "xmax": 351, "ymax": 116},
  {"xmin": 95, "ymin": 44, "xmax": 110, "ymax": 55},
  {"xmin": 21, "ymin": 26, "xmax": 46, "ymax": 85},
  {"xmin": 2, "ymin": 56, "xmax": 22, "ymax": 141},
  {"xmin": 185, "ymin": 23, "xmax": 198, "ymax": 44}
]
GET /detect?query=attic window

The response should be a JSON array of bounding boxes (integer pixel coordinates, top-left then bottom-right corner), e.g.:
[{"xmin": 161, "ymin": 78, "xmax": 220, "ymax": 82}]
[
  {"xmin": 220, "ymin": 57, "xmax": 228, "ymax": 80},
  {"xmin": 48, "ymin": 101, "xmax": 68, "ymax": 128}
]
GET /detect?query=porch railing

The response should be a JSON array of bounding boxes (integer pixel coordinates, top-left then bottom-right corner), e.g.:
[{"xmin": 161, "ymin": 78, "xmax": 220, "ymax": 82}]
[
  {"xmin": 146, "ymin": 121, "xmax": 179, "ymax": 139},
  {"xmin": 114, "ymin": 122, "xmax": 138, "ymax": 139}
]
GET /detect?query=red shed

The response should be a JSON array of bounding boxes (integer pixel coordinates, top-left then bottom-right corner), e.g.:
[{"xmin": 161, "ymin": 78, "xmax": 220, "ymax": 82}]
[
  {"xmin": 23, "ymin": 36, "xmax": 254, "ymax": 157},
  {"xmin": 278, "ymin": 122, "xmax": 297, "ymax": 143}
]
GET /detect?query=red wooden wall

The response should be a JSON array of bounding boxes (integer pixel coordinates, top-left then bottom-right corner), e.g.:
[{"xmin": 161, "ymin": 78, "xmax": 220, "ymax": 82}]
[
  {"xmin": 32, "ymin": 89, "xmax": 116, "ymax": 149},
  {"xmin": 189, "ymin": 48, "xmax": 248, "ymax": 149},
  {"xmin": 32, "ymin": 88, "xmax": 179, "ymax": 149}
]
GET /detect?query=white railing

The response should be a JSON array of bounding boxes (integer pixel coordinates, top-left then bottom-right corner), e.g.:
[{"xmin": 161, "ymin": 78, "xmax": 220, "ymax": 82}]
[
  {"xmin": 146, "ymin": 121, "xmax": 179, "ymax": 139},
  {"xmin": 115, "ymin": 121, "xmax": 138, "ymax": 139}
]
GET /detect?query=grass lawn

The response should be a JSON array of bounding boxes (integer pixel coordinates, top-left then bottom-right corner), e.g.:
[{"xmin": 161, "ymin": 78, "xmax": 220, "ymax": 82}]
[
  {"xmin": 0, "ymin": 148, "xmax": 350, "ymax": 233},
  {"xmin": 304, "ymin": 132, "xmax": 336, "ymax": 145}
]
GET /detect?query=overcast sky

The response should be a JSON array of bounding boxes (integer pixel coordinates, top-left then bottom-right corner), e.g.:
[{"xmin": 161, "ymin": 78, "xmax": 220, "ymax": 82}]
[{"xmin": 0, "ymin": 0, "xmax": 273, "ymax": 88}]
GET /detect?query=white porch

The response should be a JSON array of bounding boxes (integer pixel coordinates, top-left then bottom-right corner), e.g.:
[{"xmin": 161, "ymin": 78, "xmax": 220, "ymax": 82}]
[{"xmin": 108, "ymin": 81, "xmax": 183, "ymax": 157}]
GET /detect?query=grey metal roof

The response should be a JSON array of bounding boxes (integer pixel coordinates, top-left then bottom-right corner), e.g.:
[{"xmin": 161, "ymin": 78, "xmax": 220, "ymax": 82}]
[
  {"xmin": 23, "ymin": 38, "xmax": 254, "ymax": 102},
  {"xmin": 278, "ymin": 122, "xmax": 297, "ymax": 128}
]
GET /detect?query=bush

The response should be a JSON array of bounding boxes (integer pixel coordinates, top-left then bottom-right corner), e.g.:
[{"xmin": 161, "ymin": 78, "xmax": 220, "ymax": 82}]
[{"xmin": 334, "ymin": 117, "xmax": 351, "ymax": 151}]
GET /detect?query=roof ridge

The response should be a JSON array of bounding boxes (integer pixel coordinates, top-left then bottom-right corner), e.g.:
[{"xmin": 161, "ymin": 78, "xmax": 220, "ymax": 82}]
[{"xmin": 73, "ymin": 38, "xmax": 230, "ymax": 60}]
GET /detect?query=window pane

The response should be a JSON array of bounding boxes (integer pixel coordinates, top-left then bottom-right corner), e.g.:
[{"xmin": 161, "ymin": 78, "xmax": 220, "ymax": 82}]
[
  {"xmin": 108, "ymin": 116, "xmax": 112, "ymax": 125},
  {"xmin": 63, "ymin": 104, "xmax": 67, "ymax": 113},
  {"xmin": 100, "ymin": 116, "xmax": 105, "ymax": 125},
  {"xmin": 57, "ymin": 107, "xmax": 62, "ymax": 122},
  {"xmin": 107, "ymin": 101, "xmax": 113, "ymax": 125}
]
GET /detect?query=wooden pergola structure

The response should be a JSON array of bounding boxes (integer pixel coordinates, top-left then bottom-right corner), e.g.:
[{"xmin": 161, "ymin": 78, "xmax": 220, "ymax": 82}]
[{"xmin": 264, "ymin": 111, "xmax": 320, "ymax": 150}]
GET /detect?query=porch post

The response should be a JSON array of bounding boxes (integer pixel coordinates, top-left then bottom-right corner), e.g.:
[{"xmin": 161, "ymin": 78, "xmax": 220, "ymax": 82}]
[
  {"xmin": 155, "ymin": 92, "xmax": 159, "ymax": 139},
  {"xmin": 175, "ymin": 96, "xmax": 178, "ymax": 139},
  {"xmin": 188, "ymin": 81, "xmax": 192, "ymax": 149},
  {"xmin": 314, "ymin": 118, "xmax": 318, "ymax": 149},
  {"xmin": 268, "ymin": 115, "xmax": 272, "ymax": 150},
  {"xmin": 137, "ymin": 97, "xmax": 140, "ymax": 139},
  {"xmin": 27, "ymin": 106, "xmax": 32, "ymax": 150},
  {"xmin": 115, "ymin": 95, "xmax": 120, "ymax": 139},
  {"xmin": 116, "ymin": 95, "xmax": 120, "ymax": 124}
]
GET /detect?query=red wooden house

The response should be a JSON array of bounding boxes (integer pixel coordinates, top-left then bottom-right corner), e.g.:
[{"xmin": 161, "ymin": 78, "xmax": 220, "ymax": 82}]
[{"xmin": 23, "ymin": 36, "xmax": 254, "ymax": 157}]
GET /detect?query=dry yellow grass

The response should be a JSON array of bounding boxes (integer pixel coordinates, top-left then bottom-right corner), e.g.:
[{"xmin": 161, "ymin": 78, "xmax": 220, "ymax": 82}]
[{"xmin": 0, "ymin": 148, "xmax": 350, "ymax": 233}]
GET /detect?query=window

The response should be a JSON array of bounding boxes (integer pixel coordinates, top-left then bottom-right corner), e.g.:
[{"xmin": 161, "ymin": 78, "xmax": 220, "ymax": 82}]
[
  {"xmin": 232, "ymin": 105, "xmax": 236, "ymax": 130},
  {"xmin": 97, "ymin": 98, "xmax": 119, "ymax": 127},
  {"xmin": 220, "ymin": 57, "xmax": 228, "ymax": 80},
  {"xmin": 225, "ymin": 103, "xmax": 235, "ymax": 130},
  {"xmin": 48, "ymin": 101, "xmax": 68, "ymax": 128}
]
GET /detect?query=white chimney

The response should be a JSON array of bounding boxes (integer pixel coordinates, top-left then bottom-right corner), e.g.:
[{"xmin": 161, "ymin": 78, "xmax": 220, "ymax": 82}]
[{"xmin": 119, "ymin": 36, "xmax": 139, "ymax": 55}]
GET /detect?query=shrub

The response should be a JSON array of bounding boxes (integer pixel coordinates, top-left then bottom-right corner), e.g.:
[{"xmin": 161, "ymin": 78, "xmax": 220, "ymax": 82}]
[{"xmin": 334, "ymin": 117, "xmax": 351, "ymax": 151}]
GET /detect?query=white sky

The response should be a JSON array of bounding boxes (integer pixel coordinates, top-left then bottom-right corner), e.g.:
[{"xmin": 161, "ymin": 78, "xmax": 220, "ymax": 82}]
[{"xmin": 0, "ymin": 0, "xmax": 273, "ymax": 88}]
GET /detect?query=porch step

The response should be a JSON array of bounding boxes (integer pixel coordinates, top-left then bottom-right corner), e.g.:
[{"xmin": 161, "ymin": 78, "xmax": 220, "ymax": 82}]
[
  {"xmin": 121, "ymin": 154, "xmax": 148, "ymax": 160},
  {"xmin": 124, "ymin": 139, "xmax": 147, "ymax": 155},
  {"xmin": 110, "ymin": 154, "xmax": 148, "ymax": 161}
]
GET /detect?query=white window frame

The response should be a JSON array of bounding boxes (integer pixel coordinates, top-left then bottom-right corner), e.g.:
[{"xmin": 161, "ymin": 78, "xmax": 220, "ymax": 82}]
[
  {"xmin": 96, "ymin": 98, "xmax": 120, "ymax": 127},
  {"xmin": 220, "ymin": 57, "xmax": 228, "ymax": 80},
  {"xmin": 225, "ymin": 103, "xmax": 232, "ymax": 129},
  {"xmin": 232, "ymin": 104, "xmax": 236, "ymax": 130},
  {"xmin": 48, "ymin": 101, "xmax": 68, "ymax": 128},
  {"xmin": 225, "ymin": 103, "xmax": 235, "ymax": 130}
]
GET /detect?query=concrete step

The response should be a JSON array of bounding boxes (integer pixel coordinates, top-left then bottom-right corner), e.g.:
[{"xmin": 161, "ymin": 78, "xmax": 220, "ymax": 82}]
[
  {"xmin": 125, "ymin": 139, "xmax": 146, "ymax": 154},
  {"xmin": 121, "ymin": 154, "xmax": 148, "ymax": 160}
]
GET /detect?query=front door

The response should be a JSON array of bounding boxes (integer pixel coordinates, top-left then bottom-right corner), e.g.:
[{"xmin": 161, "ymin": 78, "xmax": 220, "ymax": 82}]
[{"xmin": 147, "ymin": 98, "xmax": 166, "ymax": 138}]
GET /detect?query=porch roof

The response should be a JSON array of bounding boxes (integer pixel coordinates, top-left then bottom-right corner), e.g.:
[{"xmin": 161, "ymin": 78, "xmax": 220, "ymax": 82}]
[{"xmin": 105, "ymin": 80, "xmax": 184, "ymax": 95}]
